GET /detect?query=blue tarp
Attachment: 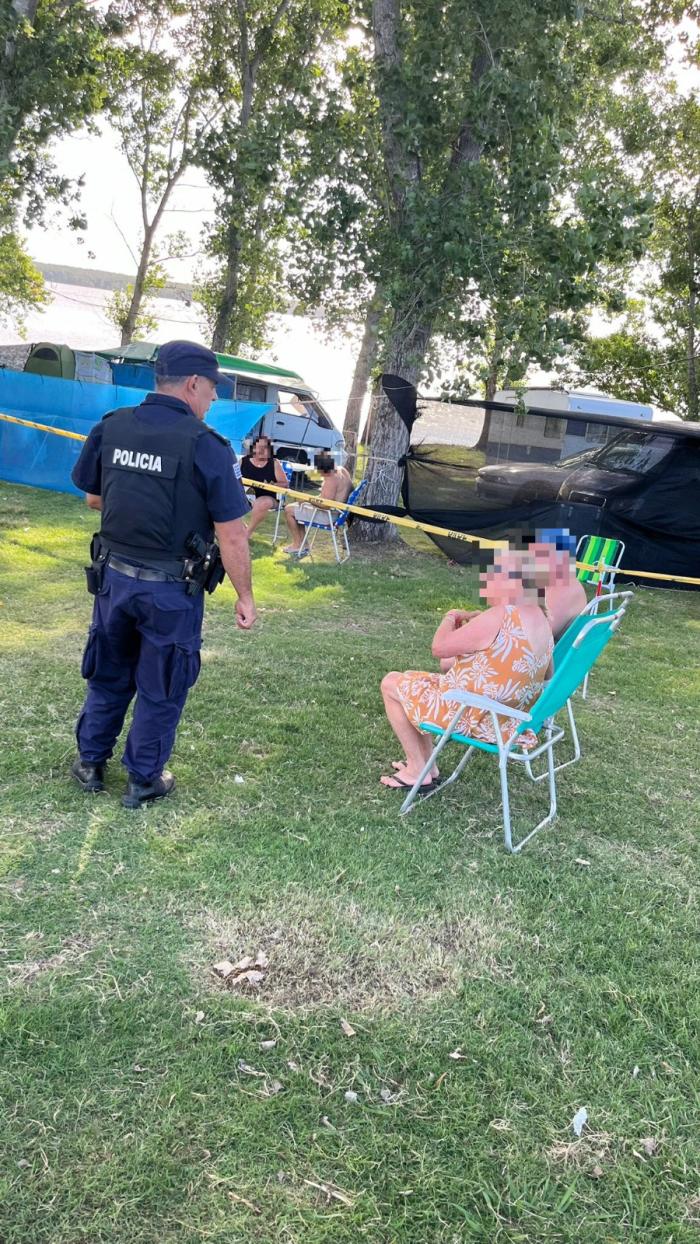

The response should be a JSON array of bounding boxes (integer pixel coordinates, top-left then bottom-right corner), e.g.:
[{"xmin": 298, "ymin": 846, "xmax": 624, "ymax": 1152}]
[{"xmin": 0, "ymin": 370, "xmax": 272, "ymax": 495}]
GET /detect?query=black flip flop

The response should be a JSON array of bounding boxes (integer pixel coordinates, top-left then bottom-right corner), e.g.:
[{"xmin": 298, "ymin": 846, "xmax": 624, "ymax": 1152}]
[{"xmin": 381, "ymin": 776, "xmax": 437, "ymax": 795}]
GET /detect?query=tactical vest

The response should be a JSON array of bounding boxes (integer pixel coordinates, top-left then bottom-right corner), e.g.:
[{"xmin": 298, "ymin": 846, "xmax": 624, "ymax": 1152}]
[{"xmin": 99, "ymin": 405, "xmax": 220, "ymax": 572}]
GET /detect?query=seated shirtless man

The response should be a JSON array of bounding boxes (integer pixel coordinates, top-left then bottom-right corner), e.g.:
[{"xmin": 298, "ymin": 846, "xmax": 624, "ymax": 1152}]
[
  {"xmin": 529, "ymin": 528, "xmax": 587, "ymax": 639},
  {"xmin": 284, "ymin": 454, "xmax": 353, "ymax": 554}
]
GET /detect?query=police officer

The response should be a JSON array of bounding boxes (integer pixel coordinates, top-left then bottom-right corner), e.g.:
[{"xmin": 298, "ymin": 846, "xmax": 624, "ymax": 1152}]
[{"xmin": 70, "ymin": 340, "xmax": 256, "ymax": 808}]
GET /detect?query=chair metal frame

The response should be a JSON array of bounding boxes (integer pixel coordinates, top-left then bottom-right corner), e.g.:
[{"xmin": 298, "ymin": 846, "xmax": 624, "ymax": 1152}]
[
  {"xmin": 271, "ymin": 462, "xmax": 296, "ymax": 546},
  {"xmin": 399, "ymin": 609, "xmax": 626, "ymax": 853},
  {"xmin": 295, "ymin": 479, "xmax": 368, "ymax": 564}
]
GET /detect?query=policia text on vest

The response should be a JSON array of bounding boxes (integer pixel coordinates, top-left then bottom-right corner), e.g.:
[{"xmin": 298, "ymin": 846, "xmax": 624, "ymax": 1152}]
[{"xmin": 111, "ymin": 447, "xmax": 165, "ymax": 473}]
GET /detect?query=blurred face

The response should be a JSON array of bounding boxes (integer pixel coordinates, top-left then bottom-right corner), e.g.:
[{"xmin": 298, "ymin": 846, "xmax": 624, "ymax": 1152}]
[
  {"xmin": 252, "ymin": 438, "xmax": 272, "ymax": 459},
  {"xmin": 530, "ymin": 542, "xmax": 573, "ymax": 587},
  {"xmin": 480, "ymin": 549, "xmax": 541, "ymax": 606},
  {"xmin": 480, "ymin": 551, "xmax": 522, "ymax": 605}
]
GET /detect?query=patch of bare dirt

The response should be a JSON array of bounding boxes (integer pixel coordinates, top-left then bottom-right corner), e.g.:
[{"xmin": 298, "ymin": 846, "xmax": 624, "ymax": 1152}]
[{"xmin": 189, "ymin": 891, "xmax": 509, "ymax": 1014}]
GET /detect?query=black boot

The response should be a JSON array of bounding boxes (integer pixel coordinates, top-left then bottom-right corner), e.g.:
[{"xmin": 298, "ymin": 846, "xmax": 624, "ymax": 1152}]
[
  {"xmin": 122, "ymin": 770, "xmax": 176, "ymax": 809},
  {"xmin": 71, "ymin": 757, "xmax": 106, "ymax": 793}
]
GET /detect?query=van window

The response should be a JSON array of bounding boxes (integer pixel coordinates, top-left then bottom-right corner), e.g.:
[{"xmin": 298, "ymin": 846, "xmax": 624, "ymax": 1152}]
[
  {"xmin": 278, "ymin": 389, "xmax": 333, "ymax": 429},
  {"xmin": 237, "ymin": 380, "xmax": 267, "ymax": 403}
]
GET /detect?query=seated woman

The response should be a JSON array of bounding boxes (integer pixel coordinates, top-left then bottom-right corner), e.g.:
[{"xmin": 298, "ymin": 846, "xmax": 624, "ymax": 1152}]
[
  {"xmin": 380, "ymin": 549, "xmax": 554, "ymax": 792},
  {"xmin": 240, "ymin": 435, "xmax": 291, "ymax": 537}
]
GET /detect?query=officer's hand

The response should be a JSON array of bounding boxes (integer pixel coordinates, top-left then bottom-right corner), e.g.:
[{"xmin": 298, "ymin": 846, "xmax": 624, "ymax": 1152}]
[{"xmin": 235, "ymin": 594, "xmax": 257, "ymax": 629}]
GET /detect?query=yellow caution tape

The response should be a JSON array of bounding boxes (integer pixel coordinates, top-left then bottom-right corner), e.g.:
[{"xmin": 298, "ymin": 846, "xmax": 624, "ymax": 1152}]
[
  {"xmin": 0, "ymin": 411, "xmax": 86, "ymax": 441},
  {"xmin": 2, "ymin": 410, "xmax": 700, "ymax": 585},
  {"xmin": 244, "ymin": 478, "xmax": 508, "ymax": 549}
]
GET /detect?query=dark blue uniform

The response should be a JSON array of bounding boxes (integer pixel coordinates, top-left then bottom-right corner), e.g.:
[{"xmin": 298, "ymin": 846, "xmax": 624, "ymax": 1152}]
[{"xmin": 72, "ymin": 392, "xmax": 248, "ymax": 786}]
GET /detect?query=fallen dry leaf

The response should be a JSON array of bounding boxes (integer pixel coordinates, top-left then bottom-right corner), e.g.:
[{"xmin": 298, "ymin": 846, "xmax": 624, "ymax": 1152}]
[
  {"xmin": 591, "ymin": 1164, "xmax": 604, "ymax": 1179},
  {"xmin": 232, "ymin": 956, "xmax": 253, "ymax": 972},
  {"xmin": 231, "ymin": 969, "xmax": 265, "ymax": 989},
  {"xmin": 639, "ymin": 1137, "xmax": 659, "ymax": 1156},
  {"xmin": 448, "ymin": 1048, "xmax": 468, "ymax": 1061},
  {"xmin": 213, "ymin": 960, "xmax": 236, "ymax": 979},
  {"xmin": 340, "ymin": 1018, "xmax": 356, "ymax": 1037}
]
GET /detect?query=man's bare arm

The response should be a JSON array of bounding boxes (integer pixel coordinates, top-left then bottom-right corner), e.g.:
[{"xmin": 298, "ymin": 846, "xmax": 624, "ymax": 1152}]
[{"xmin": 214, "ymin": 517, "xmax": 257, "ymax": 629}]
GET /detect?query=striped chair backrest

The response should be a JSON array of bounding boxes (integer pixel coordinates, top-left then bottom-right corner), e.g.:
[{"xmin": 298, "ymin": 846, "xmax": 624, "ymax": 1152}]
[{"xmin": 577, "ymin": 535, "xmax": 624, "ymax": 586}]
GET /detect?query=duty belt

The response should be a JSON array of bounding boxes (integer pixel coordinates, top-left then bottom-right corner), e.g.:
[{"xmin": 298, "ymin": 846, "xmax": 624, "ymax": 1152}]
[{"xmin": 107, "ymin": 555, "xmax": 179, "ymax": 582}]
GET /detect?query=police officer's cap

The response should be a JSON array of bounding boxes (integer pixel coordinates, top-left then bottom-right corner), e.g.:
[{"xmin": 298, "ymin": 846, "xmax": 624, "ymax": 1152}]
[{"xmin": 156, "ymin": 340, "xmax": 224, "ymax": 384}]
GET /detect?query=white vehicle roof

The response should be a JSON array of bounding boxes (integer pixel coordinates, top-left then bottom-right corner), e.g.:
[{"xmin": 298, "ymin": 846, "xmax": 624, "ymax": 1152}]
[{"xmin": 493, "ymin": 386, "xmax": 655, "ymax": 419}]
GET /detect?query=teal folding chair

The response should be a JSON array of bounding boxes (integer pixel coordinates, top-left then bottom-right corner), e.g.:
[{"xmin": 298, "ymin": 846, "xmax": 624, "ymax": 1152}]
[
  {"xmin": 540, "ymin": 589, "xmax": 634, "ymax": 776},
  {"xmin": 400, "ymin": 607, "xmax": 626, "ymax": 853}
]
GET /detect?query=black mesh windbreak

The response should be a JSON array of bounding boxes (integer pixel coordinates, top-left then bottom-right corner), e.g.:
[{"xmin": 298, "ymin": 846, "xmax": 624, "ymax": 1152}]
[{"xmin": 398, "ymin": 394, "xmax": 700, "ymax": 587}]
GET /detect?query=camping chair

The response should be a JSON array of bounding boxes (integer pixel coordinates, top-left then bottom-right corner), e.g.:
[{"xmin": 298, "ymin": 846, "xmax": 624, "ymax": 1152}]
[
  {"xmin": 532, "ymin": 589, "xmax": 634, "ymax": 780},
  {"xmin": 577, "ymin": 534, "xmax": 625, "ymax": 592},
  {"xmin": 271, "ymin": 461, "xmax": 296, "ymax": 545},
  {"xmin": 400, "ymin": 606, "xmax": 626, "ymax": 854},
  {"xmin": 296, "ymin": 479, "xmax": 368, "ymax": 563},
  {"xmin": 576, "ymin": 535, "xmax": 626, "ymax": 697}
]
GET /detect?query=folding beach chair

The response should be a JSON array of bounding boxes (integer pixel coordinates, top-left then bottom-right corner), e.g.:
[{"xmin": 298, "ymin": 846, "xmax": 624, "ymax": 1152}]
[
  {"xmin": 271, "ymin": 461, "xmax": 296, "ymax": 546},
  {"xmin": 400, "ymin": 606, "xmax": 626, "ymax": 853},
  {"xmin": 537, "ymin": 589, "xmax": 634, "ymax": 777},
  {"xmin": 576, "ymin": 535, "xmax": 626, "ymax": 697},
  {"xmin": 577, "ymin": 534, "xmax": 625, "ymax": 592},
  {"xmin": 296, "ymin": 479, "xmax": 368, "ymax": 563}
]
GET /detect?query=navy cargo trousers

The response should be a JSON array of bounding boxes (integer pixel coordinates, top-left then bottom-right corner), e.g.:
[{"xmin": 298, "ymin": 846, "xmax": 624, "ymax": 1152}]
[{"xmin": 76, "ymin": 566, "xmax": 204, "ymax": 784}]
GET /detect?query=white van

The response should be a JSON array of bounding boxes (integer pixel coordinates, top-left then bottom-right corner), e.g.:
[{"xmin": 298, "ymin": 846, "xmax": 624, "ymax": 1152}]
[{"xmin": 215, "ymin": 352, "xmax": 346, "ymax": 465}]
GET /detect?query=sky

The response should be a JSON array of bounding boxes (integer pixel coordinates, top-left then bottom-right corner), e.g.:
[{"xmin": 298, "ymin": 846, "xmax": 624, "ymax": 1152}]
[{"xmin": 27, "ymin": 124, "xmax": 215, "ymax": 282}]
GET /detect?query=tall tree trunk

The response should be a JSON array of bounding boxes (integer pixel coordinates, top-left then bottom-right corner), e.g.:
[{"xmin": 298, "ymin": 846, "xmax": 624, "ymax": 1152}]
[
  {"xmin": 120, "ymin": 221, "xmax": 157, "ymax": 347},
  {"xmin": 354, "ymin": 313, "xmax": 431, "ymax": 543},
  {"xmin": 210, "ymin": 216, "xmax": 243, "ymax": 352},
  {"xmin": 473, "ymin": 347, "xmax": 502, "ymax": 452},
  {"xmin": 687, "ymin": 219, "xmax": 698, "ymax": 421},
  {"xmin": 344, "ymin": 291, "xmax": 383, "ymax": 475}
]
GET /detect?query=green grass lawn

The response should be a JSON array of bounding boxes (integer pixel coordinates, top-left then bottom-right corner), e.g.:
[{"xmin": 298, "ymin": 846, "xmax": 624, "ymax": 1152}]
[{"xmin": 1, "ymin": 481, "xmax": 699, "ymax": 1244}]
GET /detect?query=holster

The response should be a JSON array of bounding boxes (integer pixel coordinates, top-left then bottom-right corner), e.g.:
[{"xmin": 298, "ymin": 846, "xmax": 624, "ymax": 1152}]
[
  {"xmin": 183, "ymin": 532, "xmax": 225, "ymax": 596},
  {"xmin": 85, "ymin": 533, "xmax": 107, "ymax": 596}
]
